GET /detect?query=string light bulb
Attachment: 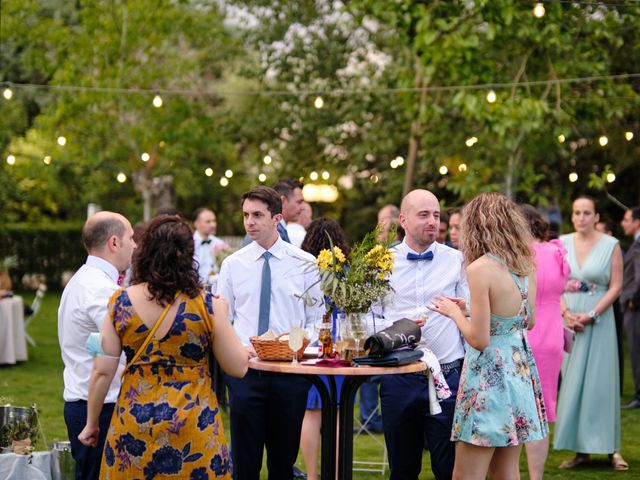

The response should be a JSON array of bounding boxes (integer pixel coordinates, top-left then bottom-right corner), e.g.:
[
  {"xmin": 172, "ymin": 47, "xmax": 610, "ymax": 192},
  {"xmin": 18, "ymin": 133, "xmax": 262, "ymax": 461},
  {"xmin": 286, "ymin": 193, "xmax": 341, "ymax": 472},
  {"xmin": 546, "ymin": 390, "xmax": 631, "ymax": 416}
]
[
  {"xmin": 395, "ymin": 156, "xmax": 405, "ymax": 166},
  {"xmin": 598, "ymin": 135, "xmax": 608, "ymax": 147},
  {"xmin": 625, "ymin": 131, "xmax": 634, "ymax": 141},
  {"xmin": 3, "ymin": 88, "xmax": 13, "ymax": 100},
  {"xmin": 258, "ymin": 173, "xmax": 267, "ymax": 182},
  {"xmin": 314, "ymin": 96, "xmax": 324, "ymax": 109},
  {"xmin": 533, "ymin": 3, "xmax": 545, "ymax": 18},
  {"xmin": 6, "ymin": 154, "xmax": 16, "ymax": 165},
  {"xmin": 439, "ymin": 165, "xmax": 448, "ymax": 175},
  {"xmin": 370, "ymin": 174, "xmax": 379, "ymax": 184},
  {"xmin": 141, "ymin": 152, "xmax": 150, "ymax": 162},
  {"xmin": 57, "ymin": 136, "xmax": 67, "ymax": 146},
  {"xmin": 205, "ymin": 168, "xmax": 213, "ymax": 177},
  {"xmin": 486, "ymin": 90, "xmax": 497, "ymax": 103},
  {"xmin": 606, "ymin": 172, "xmax": 616, "ymax": 183},
  {"xmin": 309, "ymin": 171, "xmax": 319, "ymax": 181},
  {"xmin": 220, "ymin": 177, "xmax": 229, "ymax": 187},
  {"xmin": 152, "ymin": 94, "xmax": 163, "ymax": 108},
  {"xmin": 321, "ymin": 170, "xmax": 330, "ymax": 180},
  {"xmin": 116, "ymin": 172, "xmax": 127, "ymax": 183},
  {"xmin": 43, "ymin": 155, "xmax": 52, "ymax": 165},
  {"xmin": 458, "ymin": 163, "xmax": 468, "ymax": 172},
  {"xmin": 569, "ymin": 172, "xmax": 578, "ymax": 183},
  {"xmin": 224, "ymin": 169, "xmax": 233, "ymax": 178},
  {"xmin": 558, "ymin": 134, "xmax": 565, "ymax": 143},
  {"xmin": 390, "ymin": 159, "xmax": 399, "ymax": 169},
  {"xmin": 263, "ymin": 155, "xmax": 272, "ymax": 165},
  {"xmin": 465, "ymin": 137, "xmax": 478, "ymax": 147}
]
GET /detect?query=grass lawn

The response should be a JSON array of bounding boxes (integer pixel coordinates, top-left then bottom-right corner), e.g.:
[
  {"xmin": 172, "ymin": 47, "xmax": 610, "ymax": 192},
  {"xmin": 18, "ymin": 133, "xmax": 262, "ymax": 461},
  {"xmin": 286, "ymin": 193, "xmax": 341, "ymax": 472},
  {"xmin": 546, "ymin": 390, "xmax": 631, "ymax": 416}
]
[{"xmin": 1, "ymin": 290, "xmax": 638, "ymax": 478}]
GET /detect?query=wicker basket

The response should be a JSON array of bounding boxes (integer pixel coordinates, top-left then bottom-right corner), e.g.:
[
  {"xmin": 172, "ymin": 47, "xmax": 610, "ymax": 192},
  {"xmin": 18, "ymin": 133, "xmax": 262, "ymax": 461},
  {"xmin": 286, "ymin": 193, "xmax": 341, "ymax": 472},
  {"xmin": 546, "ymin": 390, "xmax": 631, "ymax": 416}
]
[{"xmin": 250, "ymin": 336, "xmax": 310, "ymax": 361}]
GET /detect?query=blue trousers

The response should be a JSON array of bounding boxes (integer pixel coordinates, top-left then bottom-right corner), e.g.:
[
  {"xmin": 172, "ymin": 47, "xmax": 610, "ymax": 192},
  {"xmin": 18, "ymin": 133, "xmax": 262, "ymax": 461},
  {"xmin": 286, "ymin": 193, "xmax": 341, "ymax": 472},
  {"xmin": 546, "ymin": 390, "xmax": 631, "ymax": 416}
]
[
  {"xmin": 380, "ymin": 367, "xmax": 461, "ymax": 480},
  {"xmin": 63, "ymin": 401, "xmax": 115, "ymax": 480},
  {"xmin": 358, "ymin": 376, "xmax": 383, "ymax": 433},
  {"xmin": 225, "ymin": 369, "xmax": 309, "ymax": 480}
]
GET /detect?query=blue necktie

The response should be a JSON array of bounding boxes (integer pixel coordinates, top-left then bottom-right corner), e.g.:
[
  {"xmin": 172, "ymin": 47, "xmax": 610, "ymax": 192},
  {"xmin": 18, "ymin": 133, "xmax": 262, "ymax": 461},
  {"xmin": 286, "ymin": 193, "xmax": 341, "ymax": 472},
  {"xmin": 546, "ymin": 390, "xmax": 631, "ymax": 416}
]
[
  {"xmin": 406, "ymin": 251, "xmax": 434, "ymax": 261},
  {"xmin": 278, "ymin": 222, "xmax": 291, "ymax": 243},
  {"xmin": 258, "ymin": 252, "xmax": 272, "ymax": 335}
]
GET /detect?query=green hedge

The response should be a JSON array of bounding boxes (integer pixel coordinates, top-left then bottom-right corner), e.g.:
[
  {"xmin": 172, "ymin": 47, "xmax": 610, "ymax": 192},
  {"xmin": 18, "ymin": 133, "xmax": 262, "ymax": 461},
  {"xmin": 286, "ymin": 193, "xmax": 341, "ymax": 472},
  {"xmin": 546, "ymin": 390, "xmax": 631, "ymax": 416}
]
[{"xmin": 0, "ymin": 223, "xmax": 86, "ymax": 290}]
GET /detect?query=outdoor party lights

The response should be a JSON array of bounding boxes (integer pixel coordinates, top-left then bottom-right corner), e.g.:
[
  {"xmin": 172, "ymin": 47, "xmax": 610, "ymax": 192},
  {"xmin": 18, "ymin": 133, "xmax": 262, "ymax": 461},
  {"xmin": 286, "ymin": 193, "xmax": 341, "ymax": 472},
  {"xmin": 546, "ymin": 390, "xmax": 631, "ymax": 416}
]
[
  {"xmin": 533, "ymin": 3, "xmax": 545, "ymax": 18},
  {"xmin": 57, "ymin": 136, "xmax": 67, "ymax": 146},
  {"xmin": 395, "ymin": 156, "xmax": 405, "ymax": 166},
  {"xmin": 116, "ymin": 172, "xmax": 127, "ymax": 183},
  {"xmin": 205, "ymin": 168, "xmax": 213, "ymax": 177},
  {"xmin": 225, "ymin": 169, "xmax": 233, "ymax": 178},
  {"xmin": 465, "ymin": 137, "xmax": 478, "ymax": 147},
  {"xmin": 263, "ymin": 155, "xmax": 272, "ymax": 165},
  {"xmin": 625, "ymin": 132, "xmax": 634, "ymax": 141},
  {"xmin": 309, "ymin": 171, "xmax": 319, "ymax": 181},
  {"xmin": 569, "ymin": 172, "xmax": 578, "ymax": 183},
  {"xmin": 558, "ymin": 134, "xmax": 566, "ymax": 143},
  {"xmin": 258, "ymin": 173, "xmax": 267, "ymax": 182},
  {"xmin": 486, "ymin": 90, "xmax": 497, "ymax": 103},
  {"xmin": 6, "ymin": 155, "xmax": 16, "ymax": 165},
  {"xmin": 439, "ymin": 165, "xmax": 448, "ymax": 175},
  {"xmin": 606, "ymin": 172, "xmax": 616, "ymax": 183},
  {"xmin": 141, "ymin": 152, "xmax": 150, "ymax": 162},
  {"xmin": 314, "ymin": 96, "xmax": 324, "ymax": 109},
  {"xmin": 458, "ymin": 163, "xmax": 468, "ymax": 172},
  {"xmin": 321, "ymin": 170, "xmax": 330, "ymax": 180},
  {"xmin": 302, "ymin": 184, "xmax": 339, "ymax": 203},
  {"xmin": 152, "ymin": 94, "xmax": 163, "ymax": 108},
  {"xmin": 390, "ymin": 159, "xmax": 399, "ymax": 169},
  {"xmin": 3, "ymin": 88, "xmax": 12, "ymax": 100},
  {"xmin": 598, "ymin": 135, "xmax": 608, "ymax": 147},
  {"xmin": 370, "ymin": 174, "xmax": 379, "ymax": 184},
  {"xmin": 220, "ymin": 177, "xmax": 229, "ymax": 187},
  {"xmin": 43, "ymin": 155, "xmax": 52, "ymax": 165}
]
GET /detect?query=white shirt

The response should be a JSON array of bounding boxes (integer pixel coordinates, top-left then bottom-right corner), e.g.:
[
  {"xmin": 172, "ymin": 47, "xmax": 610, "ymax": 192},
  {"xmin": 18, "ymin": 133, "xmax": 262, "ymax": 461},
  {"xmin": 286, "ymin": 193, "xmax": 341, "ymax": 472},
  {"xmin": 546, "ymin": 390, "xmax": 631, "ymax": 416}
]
[
  {"xmin": 286, "ymin": 222, "xmax": 307, "ymax": 248},
  {"xmin": 193, "ymin": 231, "xmax": 225, "ymax": 284},
  {"xmin": 58, "ymin": 256, "xmax": 122, "ymax": 403},
  {"xmin": 217, "ymin": 237, "xmax": 323, "ymax": 345},
  {"xmin": 380, "ymin": 240, "xmax": 469, "ymax": 363}
]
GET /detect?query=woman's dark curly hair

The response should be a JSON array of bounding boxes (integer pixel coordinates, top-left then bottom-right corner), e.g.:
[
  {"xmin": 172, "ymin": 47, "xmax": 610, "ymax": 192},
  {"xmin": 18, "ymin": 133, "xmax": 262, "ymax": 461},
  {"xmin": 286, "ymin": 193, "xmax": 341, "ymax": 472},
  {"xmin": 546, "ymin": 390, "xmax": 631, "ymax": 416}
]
[
  {"xmin": 131, "ymin": 215, "xmax": 201, "ymax": 306},
  {"xmin": 519, "ymin": 204, "xmax": 549, "ymax": 241},
  {"xmin": 301, "ymin": 218, "xmax": 350, "ymax": 257}
]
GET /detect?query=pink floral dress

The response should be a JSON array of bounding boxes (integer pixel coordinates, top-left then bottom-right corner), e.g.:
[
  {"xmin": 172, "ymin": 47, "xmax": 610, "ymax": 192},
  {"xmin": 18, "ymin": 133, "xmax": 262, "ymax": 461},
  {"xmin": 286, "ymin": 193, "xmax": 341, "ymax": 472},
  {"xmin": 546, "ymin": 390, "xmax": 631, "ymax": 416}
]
[{"xmin": 451, "ymin": 266, "xmax": 548, "ymax": 446}]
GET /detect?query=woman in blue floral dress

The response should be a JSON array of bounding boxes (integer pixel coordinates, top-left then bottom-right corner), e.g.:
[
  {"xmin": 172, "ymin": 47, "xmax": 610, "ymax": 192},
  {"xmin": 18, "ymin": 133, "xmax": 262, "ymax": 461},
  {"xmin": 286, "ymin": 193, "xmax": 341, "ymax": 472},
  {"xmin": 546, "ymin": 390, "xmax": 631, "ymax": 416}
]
[
  {"xmin": 79, "ymin": 215, "xmax": 248, "ymax": 479},
  {"xmin": 430, "ymin": 193, "xmax": 548, "ymax": 479}
]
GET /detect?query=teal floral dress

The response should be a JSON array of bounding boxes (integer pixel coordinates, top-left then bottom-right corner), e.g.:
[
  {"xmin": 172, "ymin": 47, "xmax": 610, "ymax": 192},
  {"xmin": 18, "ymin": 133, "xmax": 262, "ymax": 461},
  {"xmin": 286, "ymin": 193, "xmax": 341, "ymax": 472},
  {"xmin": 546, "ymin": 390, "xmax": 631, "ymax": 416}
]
[
  {"xmin": 451, "ymin": 266, "xmax": 548, "ymax": 446},
  {"xmin": 100, "ymin": 288, "xmax": 231, "ymax": 480}
]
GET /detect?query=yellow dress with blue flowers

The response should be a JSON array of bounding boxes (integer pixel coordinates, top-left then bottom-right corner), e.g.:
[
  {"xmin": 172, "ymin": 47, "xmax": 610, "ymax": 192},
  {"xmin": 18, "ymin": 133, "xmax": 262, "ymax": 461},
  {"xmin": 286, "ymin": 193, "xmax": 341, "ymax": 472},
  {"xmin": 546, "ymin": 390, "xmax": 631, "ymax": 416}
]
[
  {"xmin": 100, "ymin": 288, "xmax": 231, "ymax": 480},
  {"xmin": 451, "ymin": 263, "xmax": 548, "ymax": 446}
]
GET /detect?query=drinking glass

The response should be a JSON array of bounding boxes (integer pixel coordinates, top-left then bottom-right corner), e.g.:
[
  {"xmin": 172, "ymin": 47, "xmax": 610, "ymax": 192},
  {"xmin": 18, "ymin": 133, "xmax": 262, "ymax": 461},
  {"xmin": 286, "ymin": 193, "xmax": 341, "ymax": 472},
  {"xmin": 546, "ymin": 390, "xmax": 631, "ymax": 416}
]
[
  {"xmin": 347, "ymin": 313, "xmax": 368, "ymax": 356},
  {"xmin": 288, "ymin": 326, "xmax": 305, "ymax": 365}
]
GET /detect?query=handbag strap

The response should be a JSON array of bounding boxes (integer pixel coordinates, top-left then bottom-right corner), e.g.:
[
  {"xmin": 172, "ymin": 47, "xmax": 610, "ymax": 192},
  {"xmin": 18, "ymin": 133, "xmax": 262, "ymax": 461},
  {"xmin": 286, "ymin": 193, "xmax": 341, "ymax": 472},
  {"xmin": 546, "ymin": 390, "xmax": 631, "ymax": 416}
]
[{"xmin": 127, "ymin": 292, "xmax": 179, "ymax": 371}]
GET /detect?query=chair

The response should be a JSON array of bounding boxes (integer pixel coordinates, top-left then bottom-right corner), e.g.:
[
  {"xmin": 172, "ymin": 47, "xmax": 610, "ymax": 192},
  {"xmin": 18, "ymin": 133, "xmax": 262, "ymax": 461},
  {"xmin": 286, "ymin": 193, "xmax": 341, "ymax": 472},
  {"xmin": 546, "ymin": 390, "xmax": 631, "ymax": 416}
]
[
  {"xmin": 24, "ymin": 284, "xmax": 46, "ymax": 347},
  {"xmin": 353, "ymin": 398, "xmax": 388, "ymax": 475}
]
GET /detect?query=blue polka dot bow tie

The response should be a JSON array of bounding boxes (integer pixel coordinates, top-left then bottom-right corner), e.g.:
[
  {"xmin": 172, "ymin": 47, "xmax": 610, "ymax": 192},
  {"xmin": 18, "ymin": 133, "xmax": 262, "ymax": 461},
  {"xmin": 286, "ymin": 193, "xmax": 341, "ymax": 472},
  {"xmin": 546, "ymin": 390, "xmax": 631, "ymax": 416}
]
[{"xmin": 406, "ymin": 251, "xmax": 434, "ymax": 261}]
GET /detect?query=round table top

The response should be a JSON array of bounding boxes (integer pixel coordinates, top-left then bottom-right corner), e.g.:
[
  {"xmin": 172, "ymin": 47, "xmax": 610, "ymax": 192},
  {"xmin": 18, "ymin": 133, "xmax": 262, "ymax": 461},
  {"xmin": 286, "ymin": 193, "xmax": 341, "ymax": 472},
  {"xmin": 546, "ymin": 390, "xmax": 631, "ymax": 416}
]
[{"xmin": 249, "ymin": 357, "xmax": 426, "ymax": 376}]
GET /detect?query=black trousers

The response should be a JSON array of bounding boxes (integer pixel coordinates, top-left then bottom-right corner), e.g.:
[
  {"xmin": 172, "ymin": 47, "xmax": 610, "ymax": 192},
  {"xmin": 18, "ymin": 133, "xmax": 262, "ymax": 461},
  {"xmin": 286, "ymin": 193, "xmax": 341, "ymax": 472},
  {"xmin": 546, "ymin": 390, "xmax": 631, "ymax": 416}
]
[
  {"xmin": 380, "ymin": 367, "xmax": 461, "ymax": 480},
  {"xmin": 624, "ymin": 307, "xmax": 640, "ymax": 399},
  {"xmin": 225, "ymin": 369, "xmax": 309, "ymax": 480},
  {"xmin": 64, "ymin": 400, "xmax": 115, "ymax": 480}
]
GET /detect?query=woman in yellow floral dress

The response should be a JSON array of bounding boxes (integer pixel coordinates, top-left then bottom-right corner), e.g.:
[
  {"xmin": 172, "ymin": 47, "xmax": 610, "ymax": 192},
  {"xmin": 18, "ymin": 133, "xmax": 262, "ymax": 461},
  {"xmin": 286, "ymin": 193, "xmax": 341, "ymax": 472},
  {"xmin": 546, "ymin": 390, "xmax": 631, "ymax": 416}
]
[{"xmin": 79, "ymin": 215, "xmax": 248, "ymax": 479}]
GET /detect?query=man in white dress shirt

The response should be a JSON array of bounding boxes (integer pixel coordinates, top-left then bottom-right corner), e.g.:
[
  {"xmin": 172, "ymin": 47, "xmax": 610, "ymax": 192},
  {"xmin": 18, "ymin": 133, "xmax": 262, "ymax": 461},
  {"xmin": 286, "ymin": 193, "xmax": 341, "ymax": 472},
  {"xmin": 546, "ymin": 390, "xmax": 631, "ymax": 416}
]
[
  {"xmin": 218, "ymin": 186, "xmax": 322, "ymax": 480},
  {"xmin": 58, "ymin": 211, "xmax": 136, "ymax": 480},
  {"xmin": 193, "ymin": 207, "xmax": 228, "ymax": 287},
  {"xmin": 379, "ymin": 190, "xmax": 469, "ymax": 480}
]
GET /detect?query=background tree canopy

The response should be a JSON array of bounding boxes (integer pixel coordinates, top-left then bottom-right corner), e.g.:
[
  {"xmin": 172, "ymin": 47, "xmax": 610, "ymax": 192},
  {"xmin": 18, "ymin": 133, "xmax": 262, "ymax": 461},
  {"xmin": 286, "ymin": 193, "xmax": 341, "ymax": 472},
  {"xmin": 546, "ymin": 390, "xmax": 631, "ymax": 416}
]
[{"xmin": 1, "ymin": 0, "xmax": 639, "ymax": 239}]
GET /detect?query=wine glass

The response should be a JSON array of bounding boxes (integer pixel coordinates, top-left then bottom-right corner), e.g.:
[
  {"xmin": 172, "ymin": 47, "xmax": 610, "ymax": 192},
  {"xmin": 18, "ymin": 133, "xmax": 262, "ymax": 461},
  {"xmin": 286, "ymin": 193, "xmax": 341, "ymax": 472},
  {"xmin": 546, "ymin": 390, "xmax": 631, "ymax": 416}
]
[
  {"xmin": 347, "ymin": 314, "xmax": 368, "ymax": 356},
  {"xmin": 288, "ymin": 326, "xmax": 305, "ymax": 365}
]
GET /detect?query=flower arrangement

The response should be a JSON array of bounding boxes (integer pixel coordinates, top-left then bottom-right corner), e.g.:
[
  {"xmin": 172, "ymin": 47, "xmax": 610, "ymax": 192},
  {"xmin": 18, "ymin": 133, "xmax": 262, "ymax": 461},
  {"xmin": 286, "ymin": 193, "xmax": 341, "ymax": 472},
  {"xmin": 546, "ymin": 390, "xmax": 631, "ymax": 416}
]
[
  {"xmin": 316, "ymin": 228, "xmax": 395, "ymax": 314},
  {"xmin": 564, "ymin": 279, "xmax": 596, "ymax": 295}
]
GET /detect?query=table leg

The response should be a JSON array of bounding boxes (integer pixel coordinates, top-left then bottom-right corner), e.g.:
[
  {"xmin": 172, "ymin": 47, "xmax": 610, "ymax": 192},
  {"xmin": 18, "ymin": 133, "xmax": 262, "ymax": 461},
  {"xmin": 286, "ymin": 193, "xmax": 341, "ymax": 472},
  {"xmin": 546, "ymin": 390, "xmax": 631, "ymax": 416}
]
[
  {"xmin": 300, "ymin": 374, "xmax": 338, "ymax": 480},
  {"xmin": 337, "ymin": 376, "xmax": 369, "ymax": 480}
]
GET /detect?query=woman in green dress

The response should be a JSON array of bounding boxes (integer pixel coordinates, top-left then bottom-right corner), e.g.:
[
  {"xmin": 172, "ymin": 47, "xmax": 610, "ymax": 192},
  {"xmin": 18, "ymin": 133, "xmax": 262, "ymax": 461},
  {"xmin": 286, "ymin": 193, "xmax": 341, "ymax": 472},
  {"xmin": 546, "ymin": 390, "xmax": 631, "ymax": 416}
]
[{"xmin": 554, "ymin": 196, "xmax": 627, "ymax": 470}]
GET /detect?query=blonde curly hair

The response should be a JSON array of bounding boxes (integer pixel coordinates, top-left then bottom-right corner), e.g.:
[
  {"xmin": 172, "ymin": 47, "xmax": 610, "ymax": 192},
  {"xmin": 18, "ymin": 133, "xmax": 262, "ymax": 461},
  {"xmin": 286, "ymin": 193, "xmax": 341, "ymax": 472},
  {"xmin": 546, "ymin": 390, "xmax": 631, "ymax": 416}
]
[{"xmin": 460, "ymin": 192, "xmax": 535, "ymax": 276}]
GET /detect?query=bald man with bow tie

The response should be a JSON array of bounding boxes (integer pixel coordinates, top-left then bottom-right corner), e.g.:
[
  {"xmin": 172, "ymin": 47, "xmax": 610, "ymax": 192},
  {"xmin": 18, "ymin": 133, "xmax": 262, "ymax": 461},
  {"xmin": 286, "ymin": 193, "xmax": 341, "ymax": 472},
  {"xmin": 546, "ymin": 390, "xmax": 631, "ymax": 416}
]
[{"xmin": 378, "ymin": 189, "xmax": 469, "ymax": 480}]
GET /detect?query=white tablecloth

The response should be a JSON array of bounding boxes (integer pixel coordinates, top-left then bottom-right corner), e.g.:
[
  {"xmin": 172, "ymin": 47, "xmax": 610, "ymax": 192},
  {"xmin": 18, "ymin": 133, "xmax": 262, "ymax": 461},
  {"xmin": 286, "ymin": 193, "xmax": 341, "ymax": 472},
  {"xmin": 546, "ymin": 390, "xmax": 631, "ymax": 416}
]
[
  {"xmin": 0, "ymin": 452, "xmax": 53, "ymax": 480},
  {"xmin": 0, "ymin": 297, "xmax": 28, "ymax": 364}
]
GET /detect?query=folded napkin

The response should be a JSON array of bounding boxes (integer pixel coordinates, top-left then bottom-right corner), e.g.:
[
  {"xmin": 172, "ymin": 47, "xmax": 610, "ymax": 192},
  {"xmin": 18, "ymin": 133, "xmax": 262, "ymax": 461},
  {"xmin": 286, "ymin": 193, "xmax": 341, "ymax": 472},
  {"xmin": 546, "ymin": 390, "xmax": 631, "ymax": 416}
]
[
  {"xmin": 352, "ymin": 348, "xmax": 423, "ymax": 366},
  {"xmin": 315, "ymin": 359, "xmax": 352, "ymax": 367},
  {"xmin": 418, "ymin": 347, "xmax": 452, "ymax": 414},
  {"xmin": 364, "ymin": 319, "xmax": 421, "ymax": 357}
]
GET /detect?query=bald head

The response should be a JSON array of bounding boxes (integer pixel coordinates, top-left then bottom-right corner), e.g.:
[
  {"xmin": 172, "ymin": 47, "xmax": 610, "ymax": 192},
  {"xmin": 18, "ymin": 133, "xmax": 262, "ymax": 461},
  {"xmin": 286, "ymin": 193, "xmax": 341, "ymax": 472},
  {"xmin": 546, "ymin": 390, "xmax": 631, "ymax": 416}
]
[
  {"xmin": 399, "ymin": 189, "xmax": 440, "ymax": 252},
  {"xmin": 82, "ymin": 211, "xmax": 136, "ymax": 272}
]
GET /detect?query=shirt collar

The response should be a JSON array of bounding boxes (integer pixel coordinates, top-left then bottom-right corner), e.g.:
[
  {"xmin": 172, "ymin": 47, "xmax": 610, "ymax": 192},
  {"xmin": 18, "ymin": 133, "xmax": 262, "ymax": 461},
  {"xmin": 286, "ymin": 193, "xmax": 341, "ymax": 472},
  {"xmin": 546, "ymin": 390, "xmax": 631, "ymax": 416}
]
[
  {"xmin": 251, "ymin": 235, "xmax": 285, "ymax": 261},
  {"xmin": 193, "ymin": 231, "xmax": 210, "ymax": 243},
  {"xmin": 399, "ymin": 238, "xmax": 437, "ymax": 256},
  {"xmin": 85, "ymin": 255, "xmax": 120, "ymax": 284}
]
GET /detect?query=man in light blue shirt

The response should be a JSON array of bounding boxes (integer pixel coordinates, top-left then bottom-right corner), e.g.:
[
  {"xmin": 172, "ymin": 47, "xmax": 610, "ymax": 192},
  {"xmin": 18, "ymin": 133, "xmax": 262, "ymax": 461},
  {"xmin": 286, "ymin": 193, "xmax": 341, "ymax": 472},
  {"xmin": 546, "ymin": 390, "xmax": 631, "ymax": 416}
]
[
  {"xmin": 218, "ymin": 186, "xmax": 321, "ymax": 480},
  {"xmin": 379, "ymin": 189, "xmax": 469, "ymax": 480}
]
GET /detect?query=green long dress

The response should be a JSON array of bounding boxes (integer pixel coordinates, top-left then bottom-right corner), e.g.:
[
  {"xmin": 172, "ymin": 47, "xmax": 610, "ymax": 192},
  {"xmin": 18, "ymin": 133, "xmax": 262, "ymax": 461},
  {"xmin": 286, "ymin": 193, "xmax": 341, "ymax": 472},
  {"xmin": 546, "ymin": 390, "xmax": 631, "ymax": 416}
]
[{"xmin": 553, "ymin": 233, "xmax": 620, "ymax": 454}]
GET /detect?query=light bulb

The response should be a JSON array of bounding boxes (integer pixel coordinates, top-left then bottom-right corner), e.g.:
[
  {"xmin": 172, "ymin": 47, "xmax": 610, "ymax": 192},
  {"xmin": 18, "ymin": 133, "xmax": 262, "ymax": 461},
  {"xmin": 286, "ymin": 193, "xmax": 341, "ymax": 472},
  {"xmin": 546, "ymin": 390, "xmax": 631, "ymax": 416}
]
[
  {"xmin": 263, "ymin": 155, "xmax": 272, "ymax": 165},
  {"xmin": 569, "ymin": 172, "xmax": 578, "ymax": 183},
  {"xmin": 598, "ymin": 135, "xmax": 608, "ymax": 147},
  {"xmin": 486, "ymin": 90, "xmax": 497, "ymax": 103},
  {"xmin": 205, "ymin": 168, "xmax": 213, "ymax": 177},
  {"xmin": 465, "ymin": 137, "xmax": 478, "ymax": 147},
  {"xmin": 370, "ymin": 175, "xmax": 379, "ymax": 184},
  {"xmin": 152, "ymin": 95, "xmax": 163, "ymax": 108},
  {"xmin": 439, "ymin": 165, "xmax": 448, "ymax": 175},
  {"xmin": 141, "ymin": 152, "xmax": 150, "ymax": 162},
  {"xmin": 6, "ymin": 155, "xmax": 16, "ymax": 165},
  {"xmin": 117, "ymin": 172, "xmax": 127, "ymax": 183},
  {"xmin": 606, "ymin": 172, "xmax": 616, "ymax": 183},
  {"xmin": 220, "ymin": 177, "xmax": 229, "ymax": 187},
  {"xmin": 314, "ymin": 96, "xmax": 324, "ymax": 109},
  {"xmin": 625, "ymin": 131, "xmax": 634, "ymax": 141},
  {"xmin": 3, "ymin": 88, "xmax": 13, "ymax": 100},
  {"xmin": 225, "ymin": 169, "xmax": 233, "ymax": 178},
  {"xmin": 43, "ymin": 155, "xmax": 52, "ymax": 165},
  {"xmin": 310, "ymin": 171, "xmax": 319, "ymax": 181},
  {"xmin": 395, "ymin": 156, "xmax": 405, "ymax": 166},
  {"xmin": 57, "ymin": 136, "xmax": 67, "ymax": 146},
  {"xmin": 390, "ymin": 159, "xmax": 398, "ymax": 169},
  {"xmin": 321, "ymin": 170, "xmax": 330, "ymax": 180},
  {"xmin": 533, "ymin": 3, "xmax": 545, "ymax": 18},
  {"xmin": 558, "ymin": 134, "xmax": 565, "ymax": 143},
  {"xmin": 258, "ymin": 173, "xmax": 267, "ymax": 182},
  {"xmin": 458, "ymin": 163, "xmax": 468, "ymax": 172}
]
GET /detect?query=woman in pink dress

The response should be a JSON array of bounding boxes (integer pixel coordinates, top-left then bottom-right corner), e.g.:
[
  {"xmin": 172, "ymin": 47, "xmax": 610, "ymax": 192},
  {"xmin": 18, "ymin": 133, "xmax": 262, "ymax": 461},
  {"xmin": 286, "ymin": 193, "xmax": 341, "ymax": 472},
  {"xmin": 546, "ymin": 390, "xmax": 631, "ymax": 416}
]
[{"xmin": 520, "ymin": 204, "xmax": 570, "ymax": 480}]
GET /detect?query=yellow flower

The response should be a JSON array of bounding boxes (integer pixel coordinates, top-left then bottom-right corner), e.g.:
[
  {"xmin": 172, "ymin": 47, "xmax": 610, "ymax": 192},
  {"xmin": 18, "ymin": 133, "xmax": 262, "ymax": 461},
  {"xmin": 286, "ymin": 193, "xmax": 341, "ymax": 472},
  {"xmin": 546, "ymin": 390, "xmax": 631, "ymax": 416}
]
[
  {"xmin": 316, "ymin": 249, "xmax": 333, "ymax": 271},
  {"xmin": 333, "ymin": 247, "xmax": 346, "ymax": 264}
]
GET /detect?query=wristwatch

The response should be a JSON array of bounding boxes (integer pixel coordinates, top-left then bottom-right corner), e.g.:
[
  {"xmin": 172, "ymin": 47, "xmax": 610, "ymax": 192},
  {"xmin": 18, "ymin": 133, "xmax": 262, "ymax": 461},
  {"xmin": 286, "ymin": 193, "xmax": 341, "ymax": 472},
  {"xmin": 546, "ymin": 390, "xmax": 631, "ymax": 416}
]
[{"xmin": 588, "ymin": 309, "xmax": 600, "ymax": 324}]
